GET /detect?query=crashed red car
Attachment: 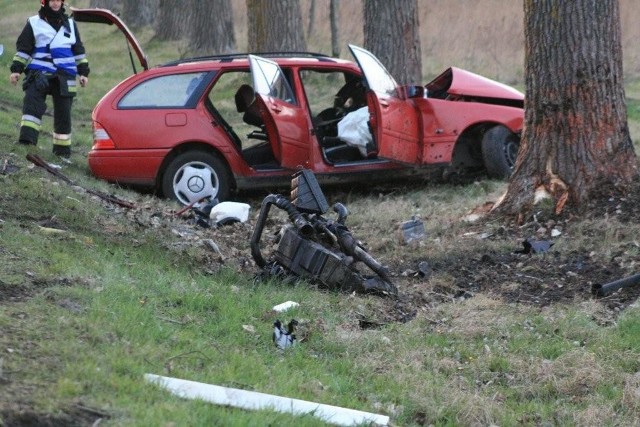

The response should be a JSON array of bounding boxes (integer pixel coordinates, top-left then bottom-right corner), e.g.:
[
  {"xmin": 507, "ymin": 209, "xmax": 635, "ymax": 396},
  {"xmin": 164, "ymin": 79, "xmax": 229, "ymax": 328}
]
[{"xmin": 73, "ymin": 8, "xmax": 524, "ymax": 205}]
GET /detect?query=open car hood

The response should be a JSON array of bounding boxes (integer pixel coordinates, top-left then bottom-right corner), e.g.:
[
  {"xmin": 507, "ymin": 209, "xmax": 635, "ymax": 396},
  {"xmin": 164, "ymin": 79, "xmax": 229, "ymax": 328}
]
[
  {"xmin": 70, "ymin": 7, "xmax": 148, "ymax": 71},
  {"xmin": 427, "ymin": 67, "xmax": 523, "ymax": 102}
]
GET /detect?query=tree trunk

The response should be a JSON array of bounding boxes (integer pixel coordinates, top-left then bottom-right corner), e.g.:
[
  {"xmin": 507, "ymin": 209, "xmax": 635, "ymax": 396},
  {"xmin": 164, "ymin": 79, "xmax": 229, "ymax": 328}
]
[
  {"xmin": 493, "ymin": 0, "xmax": 638, "ymax": 218},
  {"xmin": 307, "ymin": 0, "xmax": 316, "ymax": 39},
  {"xmin": 122, "ymin": 0, "xmax": 158, "ymax": 30},
  {"xmin": 89, "ymin": 0, "xmax": 121, "ymax": 12},
  {"xmin": 363, "ymin": 0, "xmax": 422, "ymax": 85},
  {"xmin": 247, "ymin": 0, "xmax": 306, "ymax": 52},
  {"xmin": 155, "ymin": 0, "xmax": 187, "ymax": 41},
  {"xmin": 330, "ymin": 0, "xmax": 340, "ymax": 57},
  {"xmin": 188, "ymin": 0, "xmax": 236, "ymax": 55}
]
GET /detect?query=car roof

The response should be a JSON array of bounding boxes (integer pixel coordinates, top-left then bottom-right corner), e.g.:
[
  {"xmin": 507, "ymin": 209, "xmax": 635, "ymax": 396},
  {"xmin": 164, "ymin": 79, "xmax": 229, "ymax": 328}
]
[{"xmin": 159, "ymin": 52, "xmax": 357, "ymax": 70}]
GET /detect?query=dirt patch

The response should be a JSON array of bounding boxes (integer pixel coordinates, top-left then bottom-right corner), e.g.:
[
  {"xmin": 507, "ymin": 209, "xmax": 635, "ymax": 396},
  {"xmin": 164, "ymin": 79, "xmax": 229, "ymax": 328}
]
[{"xmin": 1, "ymin": 403, "xmax": 107, "ymax": 427}]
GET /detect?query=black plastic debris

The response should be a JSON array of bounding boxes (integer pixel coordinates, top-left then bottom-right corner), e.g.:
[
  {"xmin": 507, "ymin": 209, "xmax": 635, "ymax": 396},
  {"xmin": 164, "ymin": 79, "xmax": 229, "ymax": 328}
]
[
  {"xmin": 191, "ymin": 199, "xmax": 218, "ymax": 228},
  {"xmin": 591, "ymin": 272, "xmax": 640, "ymax": 297},
  {"xmin": 418, "ymin": 261, "xmax": 432, "ymax": 279},
  {"xmin": 273, "ymin": 319, "xmax": 297, "ymax": 349},
  {"xmin": 515, "ymin": 238, "xmax": 554, "ymax": 254}
]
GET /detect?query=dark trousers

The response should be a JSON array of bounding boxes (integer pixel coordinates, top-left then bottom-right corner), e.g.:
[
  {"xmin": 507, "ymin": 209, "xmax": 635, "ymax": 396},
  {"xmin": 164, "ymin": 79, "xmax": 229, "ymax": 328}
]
[{"xmin": 19, "ymin": 75, "xmax": 73, "ymax": 145}]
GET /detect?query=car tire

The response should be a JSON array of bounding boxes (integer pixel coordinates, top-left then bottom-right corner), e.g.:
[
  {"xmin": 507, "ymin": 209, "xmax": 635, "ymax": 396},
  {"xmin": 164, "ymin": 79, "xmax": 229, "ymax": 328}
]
[
  {"xmin": 162, "ymin": 150, "xmax": 231, "ymax": 205},
  {"xmin": 481, "ymin": 125, "xmax": 520, "ymax": 179}
]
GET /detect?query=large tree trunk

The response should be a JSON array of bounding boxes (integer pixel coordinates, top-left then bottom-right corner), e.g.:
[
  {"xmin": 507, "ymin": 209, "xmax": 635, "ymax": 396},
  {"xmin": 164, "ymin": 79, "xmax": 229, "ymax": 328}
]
[
  {"xmin": 247, "ymin": 0, "xmax": 306, "ymax": 52},
  {"xmin": 494, "ymin": 0, "xmax": 637, "ymax": 218},
  {"xmin": 330, "ymin": 0, "xmax": 340, "ymax": 57},
  {"xmin": 89, "ymin": 0, "xmax": 121, "ymax": 12},
  {"xmin": 188, "ymin": 0, "xmax": 236, "ymax": 54},
  {"xmin": 122, "ymin": 0, "xmax": 158, "ymax": 30},
  {"xmin": 363, "ymin": 0, "xmax": 422, "ymax": 85},
  {"xmin": 155, "ymin": 0, "xmax": 187, "ymax": 41}
]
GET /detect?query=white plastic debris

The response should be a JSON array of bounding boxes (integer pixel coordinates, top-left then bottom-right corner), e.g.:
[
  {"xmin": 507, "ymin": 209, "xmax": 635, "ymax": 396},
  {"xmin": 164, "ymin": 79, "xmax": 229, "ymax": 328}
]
[
  {"xmin": 144, "ymin": 373, "xmax": 389, "ymax": 426},
  {"xmin": 272, "ymin": 301, "xmax": 299, "ymax": 313},
  {"xmin": 209, "ymin": 202, "xmax": 250, "ymax": 224}
]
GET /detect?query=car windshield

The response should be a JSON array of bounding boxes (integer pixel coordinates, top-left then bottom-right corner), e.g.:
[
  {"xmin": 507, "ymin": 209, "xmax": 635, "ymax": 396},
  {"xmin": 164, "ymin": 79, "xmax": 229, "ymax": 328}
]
[{"xmin": 118, "ymin": 72, "xmax": 208, "ymax": 108}]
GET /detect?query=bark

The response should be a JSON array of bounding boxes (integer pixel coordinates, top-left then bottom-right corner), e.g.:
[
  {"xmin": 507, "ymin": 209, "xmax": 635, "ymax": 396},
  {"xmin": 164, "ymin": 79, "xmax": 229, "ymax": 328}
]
[
  {"xmin": 363, "ymin": 0, "xmax": 422, "ymax": 85},
  {"xmin": 247, "ymin": 0, "xmax": 306, "ymax": 52},
  {"xmin": 494, "ymin": 0, "xmax": 638, "ymax": 218},
  {"xmin": 155, "ymin": 0, "xmax": 187, "ymax": 41},
  {"xmin": 122, "ymin": 0, "xmax": 157, "ymax": 30},
  {"xmin": 307, "ymin": 0, "xmax": 316, "ymax": 39},
  {"xmin": 330, "ymin": 0, "xmax": 340, "ymax": 57},
  {"xmin": 188, "ymin": 0, "xmax": 236, "ymax": 54},
  {"xmin": 89, "ymin": 0, "xmax": 121, "ymax": 12}
]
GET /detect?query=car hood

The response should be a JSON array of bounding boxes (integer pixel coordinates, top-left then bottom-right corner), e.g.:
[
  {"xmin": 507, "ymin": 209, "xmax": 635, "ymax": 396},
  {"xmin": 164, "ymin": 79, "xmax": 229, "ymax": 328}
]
[
  {"xmin": 427, "ymin": 67, "xmax": 524, "ymax": 101},
  {"xmin": 70, "ymin": 7, "xmax": 148, "ymax": 71}
]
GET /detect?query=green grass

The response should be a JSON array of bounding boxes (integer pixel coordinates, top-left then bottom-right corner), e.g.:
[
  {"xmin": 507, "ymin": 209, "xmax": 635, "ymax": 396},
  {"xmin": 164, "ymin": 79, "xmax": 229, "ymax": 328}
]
[{"xmin": 3, "ymin": 1, "xmax": 640, "ymax": 426}]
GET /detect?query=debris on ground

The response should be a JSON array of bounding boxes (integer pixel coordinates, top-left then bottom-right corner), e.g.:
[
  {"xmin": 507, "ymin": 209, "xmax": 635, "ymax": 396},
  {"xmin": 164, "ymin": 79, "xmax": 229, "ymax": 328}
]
[
  {"xmin": 251, "ymin": 169, "xmax": 397, "ymax": 296},
  {"xmin": 273, "ymin": 319, "xmax": 297, "ymax": 349},
  {"xmin": 144, "ymin": 373, "xmax": 390, "ymax": 426},
  {"xmin": 272, "ymin": 301, "xmax": 299, "ymax": 313},
  {"xmin": 399, "ymin": 216, "xmax": 425, "ymax": 244}
]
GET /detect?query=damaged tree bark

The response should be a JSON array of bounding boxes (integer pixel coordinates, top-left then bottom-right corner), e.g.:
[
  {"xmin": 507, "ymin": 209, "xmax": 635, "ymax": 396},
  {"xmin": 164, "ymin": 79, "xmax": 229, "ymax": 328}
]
[{"xmin": 493, "ymin": 0, "xmax": 637, "ymax": 218}]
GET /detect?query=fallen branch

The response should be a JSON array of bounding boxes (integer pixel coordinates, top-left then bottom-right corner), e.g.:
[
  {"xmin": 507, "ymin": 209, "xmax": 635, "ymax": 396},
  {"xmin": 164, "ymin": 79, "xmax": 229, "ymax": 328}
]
[{"xmin": 26, "ymin": 154, "xmax": 135, "ymax": 209}]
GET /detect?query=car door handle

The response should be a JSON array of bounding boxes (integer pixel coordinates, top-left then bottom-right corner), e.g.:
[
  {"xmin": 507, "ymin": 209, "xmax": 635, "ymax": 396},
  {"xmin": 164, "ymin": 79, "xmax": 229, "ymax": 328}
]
[
  {"xmin": 379, "ymin": 99, "xmax": 389, "ymax": 107},
  {"xmin": 271, "ymin": 105, "xmax": 282, "ymax": 113}
]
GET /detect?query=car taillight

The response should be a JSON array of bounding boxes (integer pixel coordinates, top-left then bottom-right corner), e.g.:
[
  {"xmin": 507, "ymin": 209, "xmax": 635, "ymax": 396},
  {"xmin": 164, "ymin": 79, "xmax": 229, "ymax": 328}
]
[{"xmin": 92, "ymin": 121, "xmax": 116, "ymax": 150}]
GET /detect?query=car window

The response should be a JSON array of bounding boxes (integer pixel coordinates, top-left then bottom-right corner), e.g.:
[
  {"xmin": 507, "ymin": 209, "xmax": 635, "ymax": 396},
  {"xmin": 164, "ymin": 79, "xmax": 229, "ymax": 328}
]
[
  {"xmin": 118, "ymin": 72, "xmax": 209, "ymax": 108},
  {"xmin": 249, "ymin": 55, "xmax": 296, "ymax": 105},
  {"xmin": 349, "ymin": 45, "xmax": 398, "ymax": 97},
  {"xmin": 300, "ymin": 69, "xmax": 364, "ymax": 118},
  {"xmin": 207, "ymin": 70, "xmax": 260, "ymax": 147}
]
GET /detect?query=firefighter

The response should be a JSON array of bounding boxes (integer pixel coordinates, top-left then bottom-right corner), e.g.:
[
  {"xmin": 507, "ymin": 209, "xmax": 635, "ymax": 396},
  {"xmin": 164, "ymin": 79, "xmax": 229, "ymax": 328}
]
[{"xmin": 9, "ymin": 0, "xmax": 90, "ymax": 158}]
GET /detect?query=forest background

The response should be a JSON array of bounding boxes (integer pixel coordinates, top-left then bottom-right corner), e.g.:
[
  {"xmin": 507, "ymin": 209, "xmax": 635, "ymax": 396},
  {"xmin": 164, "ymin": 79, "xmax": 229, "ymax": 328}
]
[{"xmin": 80, "ymin": 0, "xmax": 640, "ymax": 87}]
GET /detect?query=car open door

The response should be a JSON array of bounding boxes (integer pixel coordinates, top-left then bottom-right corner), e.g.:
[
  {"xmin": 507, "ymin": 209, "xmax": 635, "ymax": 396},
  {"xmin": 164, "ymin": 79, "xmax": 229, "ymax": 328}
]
[
  {"xmin": 348, "ymin": 45, "xmax": 422, "ymax": 165},
  {"xmin": 248, "ymin": 55, "xmax": 310, "ymax": 169},
  {"xmin": 70, "ymin": 7, "xmax": 148, "ymax": 72}
]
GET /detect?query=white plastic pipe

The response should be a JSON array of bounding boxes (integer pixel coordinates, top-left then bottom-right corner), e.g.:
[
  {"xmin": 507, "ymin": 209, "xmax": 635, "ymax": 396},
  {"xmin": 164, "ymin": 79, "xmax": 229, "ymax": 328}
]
[{"xmin": 145, "ymin": 373, "xmax": 389, "ymax": 426}]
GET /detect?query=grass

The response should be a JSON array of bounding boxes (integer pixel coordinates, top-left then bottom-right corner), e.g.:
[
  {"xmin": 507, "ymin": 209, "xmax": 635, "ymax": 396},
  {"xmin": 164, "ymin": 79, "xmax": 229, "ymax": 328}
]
[{"xmin": 2, "ymin": 1, "xmax": 640, "ymax": 426}]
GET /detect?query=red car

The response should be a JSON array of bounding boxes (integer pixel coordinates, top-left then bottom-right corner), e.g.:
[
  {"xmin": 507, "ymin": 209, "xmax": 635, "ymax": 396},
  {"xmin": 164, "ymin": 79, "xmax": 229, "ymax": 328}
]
[{"xmin": 74, "ymin": 8, "xmax": 524, "ymax": 205}]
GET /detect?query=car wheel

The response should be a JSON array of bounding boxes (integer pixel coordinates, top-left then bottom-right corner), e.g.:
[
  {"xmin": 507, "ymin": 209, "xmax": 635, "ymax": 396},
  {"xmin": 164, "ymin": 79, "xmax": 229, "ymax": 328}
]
[
  {"xmin": 481, "ymin": 125, "xmax": 520, "ymax": 179},
  {"xmin": 162, "ymin": 150, "xmax": 231, "ymax": 205}
]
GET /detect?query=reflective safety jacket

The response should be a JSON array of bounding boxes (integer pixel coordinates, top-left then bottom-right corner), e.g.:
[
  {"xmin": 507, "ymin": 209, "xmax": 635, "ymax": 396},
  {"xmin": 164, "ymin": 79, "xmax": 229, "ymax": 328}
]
[{"xmin": 11, "ymin": 14, "xmax": 89, "ymax": 78}]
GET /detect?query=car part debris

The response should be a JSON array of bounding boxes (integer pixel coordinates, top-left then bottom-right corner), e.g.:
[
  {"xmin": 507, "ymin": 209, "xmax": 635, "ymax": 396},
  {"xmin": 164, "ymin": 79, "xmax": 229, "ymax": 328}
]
[
  {"xmin": 514, "ymin": 238, "xmax": 554, "ymax": 254},
  {"xmin": 26, "ymin": 154, "xmax": 135, "ymax": 209},
  {"xmin": 591, "ymin": 272, "xmax": 640, "ymax": 297},
  {"xmin": 145, "ymin": 373, "xmax": 389, "ymax": 426},
  {"xmin": 273, "ymin": 301, "xmax": 299, "ymax": 313},
  {"xmin": 273, "ymin": 319, "xmax": 297, "ymax": 349},
  {"xmin": 251, "ymin": 169, "xmax": 397, "ymax": 296}
]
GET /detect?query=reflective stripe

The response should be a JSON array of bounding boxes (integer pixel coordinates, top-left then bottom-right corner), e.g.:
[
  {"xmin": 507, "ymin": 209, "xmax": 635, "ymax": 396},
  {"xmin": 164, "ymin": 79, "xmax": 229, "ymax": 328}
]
[
  {"xmin": 53, "ymin": 133, "xmax": 71, "ymax": 146},
  {"xmin": 13, "ymin": 53, "xmax": 29, "ymax": 65},
  {"xmin": 22, "ymin": 115, "xmax": 42, "ymax": 125},
  {"xmin": 21, "ymin": 115, "xmax": 42, "ymax": 131}
]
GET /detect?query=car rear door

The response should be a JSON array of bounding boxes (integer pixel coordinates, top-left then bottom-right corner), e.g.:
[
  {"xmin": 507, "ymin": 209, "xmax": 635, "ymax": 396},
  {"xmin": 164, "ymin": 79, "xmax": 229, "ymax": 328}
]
[
  {"xmin": 348, "ymin": 45, "xmax": 422, "ymax": 165},
  {"xmin": 248, "ymin": 55, "xmax": 310, "ymax": 169}
]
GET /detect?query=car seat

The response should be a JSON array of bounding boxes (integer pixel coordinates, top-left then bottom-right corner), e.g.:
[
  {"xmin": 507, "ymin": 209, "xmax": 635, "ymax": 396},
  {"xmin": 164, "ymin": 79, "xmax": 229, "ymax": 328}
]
[{"xmin": 234, "ymin": 84, "xmax": 264, "ymax": 128}]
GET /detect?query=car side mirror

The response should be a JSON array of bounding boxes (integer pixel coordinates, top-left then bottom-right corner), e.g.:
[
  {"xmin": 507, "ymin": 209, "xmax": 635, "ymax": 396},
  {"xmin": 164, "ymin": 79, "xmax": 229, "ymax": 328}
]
[{"xmin": 403, "ymin": 85, "xmax": 427, "ymax": 99}]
